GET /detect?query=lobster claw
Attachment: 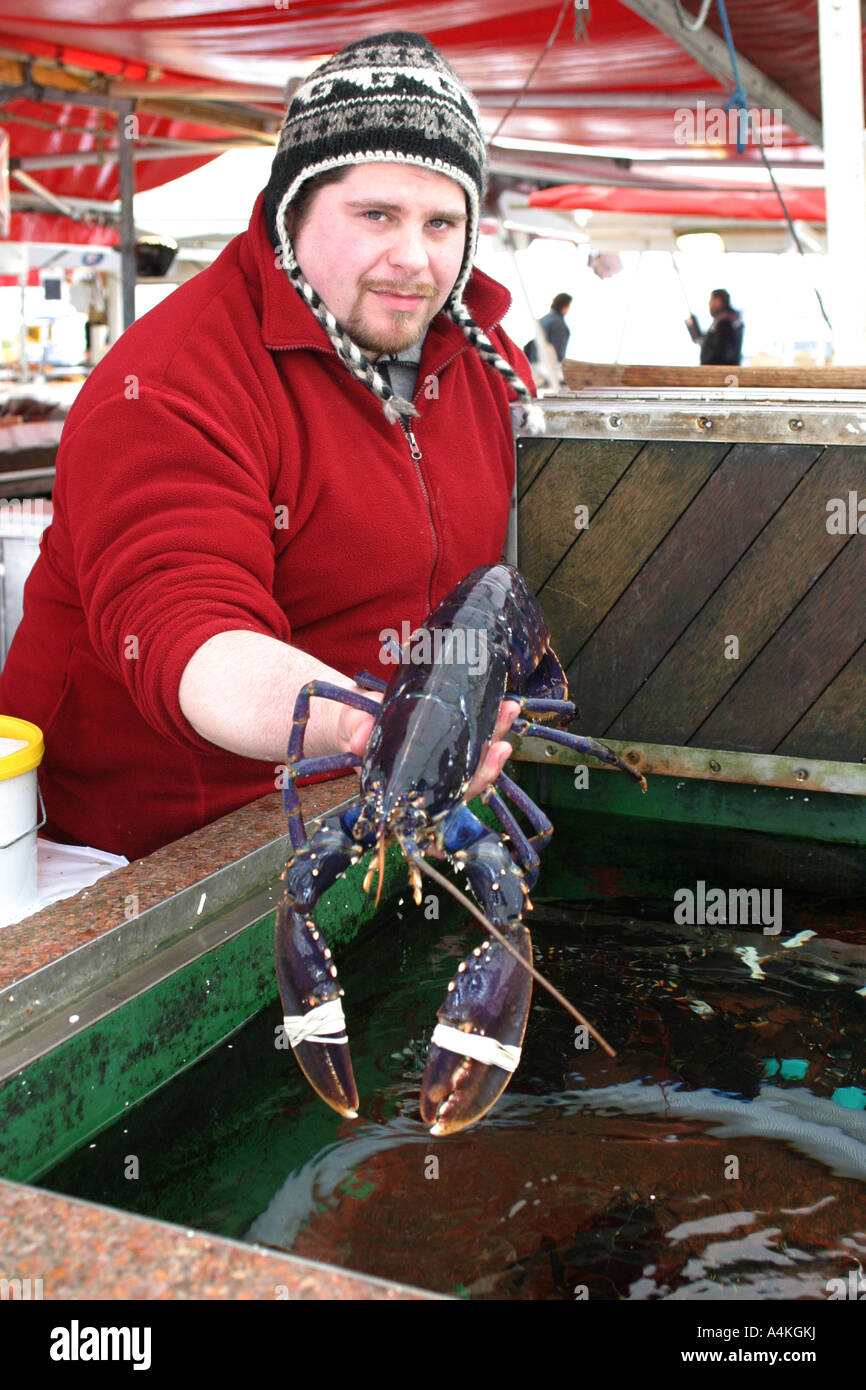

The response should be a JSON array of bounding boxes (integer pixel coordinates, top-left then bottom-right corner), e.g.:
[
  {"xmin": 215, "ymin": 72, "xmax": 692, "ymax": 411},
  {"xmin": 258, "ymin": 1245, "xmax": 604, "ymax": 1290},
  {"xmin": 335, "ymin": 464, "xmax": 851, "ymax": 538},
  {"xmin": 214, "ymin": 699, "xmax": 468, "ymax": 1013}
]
[
  {"xmin": 419, "ymin": 926, "xmax": 533, "ymax": 1136},
  {"xmin": 275, "ymin": 900, "xmax": 359, "ymax": 1119}
]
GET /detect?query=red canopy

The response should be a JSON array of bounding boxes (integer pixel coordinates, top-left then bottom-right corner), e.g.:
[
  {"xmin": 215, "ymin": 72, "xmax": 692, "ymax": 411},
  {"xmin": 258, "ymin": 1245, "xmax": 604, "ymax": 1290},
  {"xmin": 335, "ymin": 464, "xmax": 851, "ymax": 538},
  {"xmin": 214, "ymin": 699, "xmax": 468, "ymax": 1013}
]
[
  {"xmin": 531, "ymin": 183, "xmax": 827, "ymax": 222},
  {"xmin": 0, "ymin": 2, "xmax": 838, "ymax": 235},
  {"xmin": 7, "ymin": 210, "xmax": 118, "ymax": 243}
]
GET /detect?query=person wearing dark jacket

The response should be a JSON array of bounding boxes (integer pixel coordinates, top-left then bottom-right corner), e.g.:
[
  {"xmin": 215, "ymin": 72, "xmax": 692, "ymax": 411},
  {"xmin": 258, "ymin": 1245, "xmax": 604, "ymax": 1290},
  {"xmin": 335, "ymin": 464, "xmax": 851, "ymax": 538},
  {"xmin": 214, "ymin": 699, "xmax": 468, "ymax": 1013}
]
[
  {"xmin": 524, "ymin": 292, "xmax": 572, "ymax": 382},
  {"xmin": 0, "ymin": 32, "xmax": 540, "ymax": 859},
  {"xmin": 686, "ymin": 288, "xmax": 744, "ymax": 365}
]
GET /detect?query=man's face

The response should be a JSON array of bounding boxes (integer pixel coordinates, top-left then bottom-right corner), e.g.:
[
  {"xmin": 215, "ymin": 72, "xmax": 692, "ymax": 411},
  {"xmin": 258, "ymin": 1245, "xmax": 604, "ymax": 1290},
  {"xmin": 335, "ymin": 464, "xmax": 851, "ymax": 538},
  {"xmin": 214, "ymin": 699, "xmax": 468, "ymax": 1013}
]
[
  {"xmin": 291, "ymin": 162, "xmax": 468, "ymax": 359},
  {"xmin": 709, "ymin": 293, "xmax": 725, "ymax": 316}
]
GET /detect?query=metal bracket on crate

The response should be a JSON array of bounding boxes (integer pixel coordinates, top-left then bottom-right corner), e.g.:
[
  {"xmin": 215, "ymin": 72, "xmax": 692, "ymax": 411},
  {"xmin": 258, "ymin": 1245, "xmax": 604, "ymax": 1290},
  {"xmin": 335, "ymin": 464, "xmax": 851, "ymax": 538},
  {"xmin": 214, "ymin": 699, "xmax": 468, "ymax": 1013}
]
[{"xmin": 509, "ymin": 735, "xmax": 866, "ymax": 798}]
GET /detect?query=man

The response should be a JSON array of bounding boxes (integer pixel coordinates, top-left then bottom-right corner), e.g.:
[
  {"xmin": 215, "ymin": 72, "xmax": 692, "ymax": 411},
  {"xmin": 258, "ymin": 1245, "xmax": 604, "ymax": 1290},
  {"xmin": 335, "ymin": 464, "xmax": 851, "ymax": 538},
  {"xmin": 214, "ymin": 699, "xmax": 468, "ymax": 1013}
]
[
  {"xmin": 0, "ymin": 32, "xmax": 539, "ymax": 860},
  {"xmin": 686, "ymin": 288, "xmax": 744, "ymax": 366},
  {"xmin": 526, "ymin": 292, "xmax": 572, "ymax": 365},
  {"xmin": 525, "ymin": 289, "xmax": 572, "ymax": 386}
]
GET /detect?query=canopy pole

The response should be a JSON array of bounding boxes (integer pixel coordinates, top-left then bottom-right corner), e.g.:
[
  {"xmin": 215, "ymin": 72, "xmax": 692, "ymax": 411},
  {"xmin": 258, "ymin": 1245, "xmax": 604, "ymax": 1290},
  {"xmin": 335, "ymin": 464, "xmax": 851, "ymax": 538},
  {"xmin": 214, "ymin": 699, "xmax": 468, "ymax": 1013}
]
[
  {"xmin": 18, "ymin": 268, "xmax": 27, "ymax": 382},
  {"xmin": 818, "ymin": 0, "xmax": 866, "ymax": 364},
  {"xmin": 116, "ymin": 98, "xmax": 136, "ymax": 332},
  {"xmin": 505, "ymin": 233, "xmax": 559, "ymax": 387}
]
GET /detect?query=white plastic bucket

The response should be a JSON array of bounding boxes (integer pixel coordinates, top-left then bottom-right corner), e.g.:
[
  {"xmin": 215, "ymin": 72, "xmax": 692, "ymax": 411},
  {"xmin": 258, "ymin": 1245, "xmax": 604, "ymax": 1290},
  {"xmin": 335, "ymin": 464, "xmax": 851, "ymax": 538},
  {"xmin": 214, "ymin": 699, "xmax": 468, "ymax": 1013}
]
[
  {"xmin": 0, "ymin": 716, "xmax": 44, "ymax": 928},
  {"xmin": 0, "ymin": 499, "xmax": 54, "ymax": 668}
]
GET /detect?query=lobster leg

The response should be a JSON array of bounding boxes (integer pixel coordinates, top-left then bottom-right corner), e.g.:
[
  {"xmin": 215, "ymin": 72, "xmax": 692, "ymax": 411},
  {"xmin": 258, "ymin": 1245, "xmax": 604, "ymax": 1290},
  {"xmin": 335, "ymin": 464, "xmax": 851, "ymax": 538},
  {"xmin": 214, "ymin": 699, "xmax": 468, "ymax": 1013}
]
[
  {"xmin": 484, "ymin": 767, "xmax": 552, "ymax": 891},
  {"xmin": 485, "ymin": 784, "xmax": 541, "ymax": 887},
  {"xmin": 510, "ymin": 716, "xmax": 647, "ymax": 791},
  {"xmin": 353, "ymin": 669, "xmax": 389, "ymax": 693},
  {"xmin": 281, "ymin": 680, "xmax": 380, "ymax": 851},
  {"xmin": 420, "ymin": 809, "xmax": 533, "ymax": 1136},
  {"xmin": 277, "ymin": 805, "xmax": 375, "ymax": 1119},
  {"xmin": 509, "ymin": 645, "xmax": 643, "ymax": 787}
]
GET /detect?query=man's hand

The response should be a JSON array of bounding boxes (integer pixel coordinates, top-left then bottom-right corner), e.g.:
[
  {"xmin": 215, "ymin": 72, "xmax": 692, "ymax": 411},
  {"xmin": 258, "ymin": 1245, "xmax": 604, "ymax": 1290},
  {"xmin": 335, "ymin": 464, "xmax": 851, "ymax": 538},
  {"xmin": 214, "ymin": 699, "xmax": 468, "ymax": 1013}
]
[
  {"xmin": 338, "ymin": 689, "xmax": 382, "ymax": 759},
  {"xmin": 466, "ymin": 698, "xmax": 522, "ymax": 801},
  {"xmin": 340, "ymin": 695, "xmax": 522, "ymax": 802}
]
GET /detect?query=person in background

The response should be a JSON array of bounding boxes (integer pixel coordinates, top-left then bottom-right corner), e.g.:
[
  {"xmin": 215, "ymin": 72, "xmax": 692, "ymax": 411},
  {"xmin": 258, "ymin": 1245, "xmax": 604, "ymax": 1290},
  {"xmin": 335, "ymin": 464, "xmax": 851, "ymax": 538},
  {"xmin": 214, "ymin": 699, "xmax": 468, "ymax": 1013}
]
[
  {"xmin": 686, "ymin": 288, "xmax": 744, "ymax": 366},
  {"xmin": 524, "ymin": 292, "xmax": 572, "ymax": 385}
]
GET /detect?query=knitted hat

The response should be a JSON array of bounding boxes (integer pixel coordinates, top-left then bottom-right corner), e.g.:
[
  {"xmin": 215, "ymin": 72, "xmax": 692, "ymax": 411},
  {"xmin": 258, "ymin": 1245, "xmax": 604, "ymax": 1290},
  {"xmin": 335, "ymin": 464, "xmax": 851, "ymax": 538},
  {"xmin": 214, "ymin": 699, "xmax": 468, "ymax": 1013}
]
[{"xmin": 264, "ymin": 31, "xmax": 543, "ymax": 433}]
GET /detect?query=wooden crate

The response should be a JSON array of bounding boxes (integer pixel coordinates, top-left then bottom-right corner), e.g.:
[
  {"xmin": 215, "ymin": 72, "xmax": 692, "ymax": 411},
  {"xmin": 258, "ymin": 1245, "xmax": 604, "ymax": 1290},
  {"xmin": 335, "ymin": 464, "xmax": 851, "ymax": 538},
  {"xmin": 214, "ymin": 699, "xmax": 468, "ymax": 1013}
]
[{"xmin": 518, "ymin": 400, "xmax": 866, "ymax": 764}]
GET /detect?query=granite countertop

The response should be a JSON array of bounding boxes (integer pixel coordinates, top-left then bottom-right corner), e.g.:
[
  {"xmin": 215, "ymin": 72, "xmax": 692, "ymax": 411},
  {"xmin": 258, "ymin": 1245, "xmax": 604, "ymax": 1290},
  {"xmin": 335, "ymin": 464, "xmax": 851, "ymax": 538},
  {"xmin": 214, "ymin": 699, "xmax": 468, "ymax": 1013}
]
[
  {"xmin": 0, "ymin": 781, "xmax": 352, "ymax": 993},
  {"xmin": 0, "ymin": 778, "xmax": 419, "ymax": 1302},
  {"xmin": 0, "ymin": 1176, "xmax": 433, "ymax": 1300}
]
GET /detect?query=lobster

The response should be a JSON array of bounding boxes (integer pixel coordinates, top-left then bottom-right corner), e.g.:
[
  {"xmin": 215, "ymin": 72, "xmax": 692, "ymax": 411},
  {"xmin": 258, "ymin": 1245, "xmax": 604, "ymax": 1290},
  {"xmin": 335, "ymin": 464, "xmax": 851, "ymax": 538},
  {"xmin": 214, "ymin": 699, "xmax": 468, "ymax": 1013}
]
[{"xmin": 275, "ymin": 563, "xmax": 646, "ymax": 1136}]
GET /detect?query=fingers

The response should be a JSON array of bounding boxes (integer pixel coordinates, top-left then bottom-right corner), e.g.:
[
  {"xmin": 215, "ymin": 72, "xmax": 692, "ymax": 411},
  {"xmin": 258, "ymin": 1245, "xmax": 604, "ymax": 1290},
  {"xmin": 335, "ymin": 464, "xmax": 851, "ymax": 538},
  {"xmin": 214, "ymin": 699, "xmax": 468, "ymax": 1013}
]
[
  {"xmin": 465, "ymin": 737, "xmax": 513, "ymax": 803},
  {"xmin": 337, "ymin": 689, "xmax": 382, "ymax": 758},
  {"xmin": 347, "ymin": 712, "xmax": 375, "ymax": 758},
  {"xmin": 462, "ymin": 700, "xmax": 522, "ymax": 802},
  {"xmin": 493, "ymin": 698, "xmax": 522, "ymax": 741}
]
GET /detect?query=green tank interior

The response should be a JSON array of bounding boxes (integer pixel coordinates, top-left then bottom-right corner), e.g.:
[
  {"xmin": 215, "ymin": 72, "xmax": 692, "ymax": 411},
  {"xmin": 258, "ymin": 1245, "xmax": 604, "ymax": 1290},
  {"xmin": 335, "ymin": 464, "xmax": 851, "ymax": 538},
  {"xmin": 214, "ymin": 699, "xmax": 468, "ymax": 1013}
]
[{"xmin": 2, "ymin": 760, "xmax": 864, "ymax": 1190}]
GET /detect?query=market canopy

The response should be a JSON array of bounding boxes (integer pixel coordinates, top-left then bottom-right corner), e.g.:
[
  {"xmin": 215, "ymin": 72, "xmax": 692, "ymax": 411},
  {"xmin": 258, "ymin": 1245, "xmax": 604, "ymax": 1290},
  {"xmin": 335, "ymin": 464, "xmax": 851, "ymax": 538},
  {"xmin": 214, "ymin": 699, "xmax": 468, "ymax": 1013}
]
[
  {"xmin": 530, "ymin": 183, "xmax": 827, "ymax": 222},
  {"xmin": 0, "ymin": 0, "xmax": 835, "ymax": 240}
]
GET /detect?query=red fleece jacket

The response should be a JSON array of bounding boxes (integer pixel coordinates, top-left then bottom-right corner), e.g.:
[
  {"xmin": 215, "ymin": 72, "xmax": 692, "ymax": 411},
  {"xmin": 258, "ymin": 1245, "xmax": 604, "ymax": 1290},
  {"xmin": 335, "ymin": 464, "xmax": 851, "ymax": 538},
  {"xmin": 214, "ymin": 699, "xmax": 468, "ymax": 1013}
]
[{"xmin": 0, "ymin": 193, "xmax": 533, "ymax": 860}]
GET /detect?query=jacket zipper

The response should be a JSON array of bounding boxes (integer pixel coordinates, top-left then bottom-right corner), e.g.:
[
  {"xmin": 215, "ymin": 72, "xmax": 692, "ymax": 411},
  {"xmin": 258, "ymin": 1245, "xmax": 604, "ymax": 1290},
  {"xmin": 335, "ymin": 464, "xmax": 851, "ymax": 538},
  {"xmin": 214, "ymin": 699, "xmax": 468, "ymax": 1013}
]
[
  {"xmin": 399, "ymin": 418, "xmax": 437, "ymax": 611},
  {"xmin": 272, "ymin": 327, "xmax": 511, "ymax": 612},
  {"xmin": 400, "ymin": 313, "xmax": 509, "ymax": 609},
  {"xmin": 402, "ymin": 421, "xmax": 422, "ymax": 461},
  {"xmin": 272, "ymin": 344, "xmax": 437, "ymax": 607}
]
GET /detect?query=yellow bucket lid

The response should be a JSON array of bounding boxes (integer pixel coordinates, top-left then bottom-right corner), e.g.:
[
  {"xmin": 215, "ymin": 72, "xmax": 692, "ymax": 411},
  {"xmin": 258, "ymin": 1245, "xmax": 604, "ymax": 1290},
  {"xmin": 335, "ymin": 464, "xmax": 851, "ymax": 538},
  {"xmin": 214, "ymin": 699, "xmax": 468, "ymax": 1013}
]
[{"xmin": 0, "ymin": 716, "xmax": 44, "ymax": 780}]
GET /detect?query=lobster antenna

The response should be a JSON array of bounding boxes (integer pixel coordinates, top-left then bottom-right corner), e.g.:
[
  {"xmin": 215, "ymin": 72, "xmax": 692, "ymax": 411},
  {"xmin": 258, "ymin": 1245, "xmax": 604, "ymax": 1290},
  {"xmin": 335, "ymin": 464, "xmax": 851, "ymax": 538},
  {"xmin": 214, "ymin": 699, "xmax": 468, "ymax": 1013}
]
[
  {"xmin": 415, "ymin": 856, "xmax": 616, "ymax": 1059},
  {"xmin": 363, "ymin": 833, "xmax": 389, "ymax": 908}
]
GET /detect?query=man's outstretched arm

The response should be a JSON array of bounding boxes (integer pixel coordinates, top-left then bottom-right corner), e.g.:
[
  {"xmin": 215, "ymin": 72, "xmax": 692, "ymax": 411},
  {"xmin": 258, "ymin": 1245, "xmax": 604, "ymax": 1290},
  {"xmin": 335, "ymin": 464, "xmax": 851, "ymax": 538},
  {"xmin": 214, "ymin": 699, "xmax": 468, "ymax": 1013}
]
[{"xmin": 178, "ymin": 630, "xmax": 518, "ymax": 798}]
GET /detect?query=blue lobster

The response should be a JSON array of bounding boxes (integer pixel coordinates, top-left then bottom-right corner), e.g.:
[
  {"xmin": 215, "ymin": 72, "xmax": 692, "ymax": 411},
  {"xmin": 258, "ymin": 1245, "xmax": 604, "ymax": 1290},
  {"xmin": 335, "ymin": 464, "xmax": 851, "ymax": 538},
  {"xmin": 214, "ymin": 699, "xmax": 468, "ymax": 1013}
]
[{"xmin": 276, "ymin": 563, "xmax": 646, "ymax": 1135}]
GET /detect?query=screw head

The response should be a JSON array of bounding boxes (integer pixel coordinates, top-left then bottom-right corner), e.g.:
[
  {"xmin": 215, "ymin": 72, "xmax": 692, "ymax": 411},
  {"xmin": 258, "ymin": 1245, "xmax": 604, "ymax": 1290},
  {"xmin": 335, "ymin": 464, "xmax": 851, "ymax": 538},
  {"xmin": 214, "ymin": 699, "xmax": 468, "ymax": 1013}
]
[
  {"xmin": 794, "ymin": 767, "xmax": 809, "ymax": 782},
  {"xmin": 709, "ymin": 759, "xmax": 721, "ymax": 773},
  {"xmin": 608, "ymin": 415, "xmax": 622, "ymax": 429},
  {"xmin": 788, "ymin": 418, "xmax": 804, "ymax": 431}
]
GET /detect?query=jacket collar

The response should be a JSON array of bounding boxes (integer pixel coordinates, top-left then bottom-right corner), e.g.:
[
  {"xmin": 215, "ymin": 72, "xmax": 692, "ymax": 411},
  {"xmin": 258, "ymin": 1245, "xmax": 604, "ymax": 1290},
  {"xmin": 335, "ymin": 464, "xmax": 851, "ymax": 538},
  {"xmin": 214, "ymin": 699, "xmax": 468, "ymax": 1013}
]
[{"xmin": 240, "ymin": 190, "xmax": 512, "ymax": 364}]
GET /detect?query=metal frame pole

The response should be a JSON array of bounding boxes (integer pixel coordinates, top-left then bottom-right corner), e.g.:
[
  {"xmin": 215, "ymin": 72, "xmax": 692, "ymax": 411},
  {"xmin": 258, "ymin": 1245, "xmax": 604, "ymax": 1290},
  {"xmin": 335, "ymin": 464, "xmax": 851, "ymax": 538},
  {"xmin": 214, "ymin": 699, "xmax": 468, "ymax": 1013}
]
[
  {"xmin": 818, "ymin": 0, "xmax": 866, "ymax": 363},
  {"xmin": 17, "ymin": 268, "xmax": 27, "ymax": 381},
  {"xmin": 116, "ymin": 98, "xmax": 136, "ymax": 332}
]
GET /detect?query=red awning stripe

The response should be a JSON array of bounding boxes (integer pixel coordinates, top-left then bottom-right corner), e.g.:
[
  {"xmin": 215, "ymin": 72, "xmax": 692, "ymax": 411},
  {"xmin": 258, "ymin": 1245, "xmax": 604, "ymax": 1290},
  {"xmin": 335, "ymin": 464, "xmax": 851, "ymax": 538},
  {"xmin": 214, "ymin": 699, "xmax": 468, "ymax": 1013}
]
[{"xmin": 529, "ymin": 182, "xmax": 826, "ymax": 222}]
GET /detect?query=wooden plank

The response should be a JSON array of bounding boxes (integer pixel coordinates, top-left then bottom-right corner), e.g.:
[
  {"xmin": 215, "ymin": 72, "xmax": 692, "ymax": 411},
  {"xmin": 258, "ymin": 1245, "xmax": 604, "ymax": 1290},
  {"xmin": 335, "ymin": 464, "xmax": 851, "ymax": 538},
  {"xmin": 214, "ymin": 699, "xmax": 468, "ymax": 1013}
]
[
  {"xmin": 571, "ymin": 443, "xmax": 820, "ymax": 733},
  {"xmin": 563, "ymin": 360, "xmax": 866, "ymax": 390},
  {"xmin": 777, "ymin": 640, "xmax": 866, "ymax": 762},
  {"xmin": 695, "ymin": 538, "xmax": 866, "ymax": 752},
  {"xmin": 516, "ymin": 438, "xmax": 560, "ymax": 499},
  {"xmin": 539, "ymin": 440, "xmax": 723, "ymax": 668},
  {"xmin": 519, "ymin": 438, "xmax": 641, "ymax": 594},
  {"xmin": 608, "ymin": 446, "xmax": 861, "ymax": 745}
]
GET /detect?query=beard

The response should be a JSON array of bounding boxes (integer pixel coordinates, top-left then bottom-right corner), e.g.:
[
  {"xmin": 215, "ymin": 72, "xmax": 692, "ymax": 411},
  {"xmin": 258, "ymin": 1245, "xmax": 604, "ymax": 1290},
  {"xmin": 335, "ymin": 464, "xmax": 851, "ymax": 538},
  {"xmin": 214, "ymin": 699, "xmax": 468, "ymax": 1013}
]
[{"xmin": 342, "ymin": 279, "xmax": 443, "ymax": 359}]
